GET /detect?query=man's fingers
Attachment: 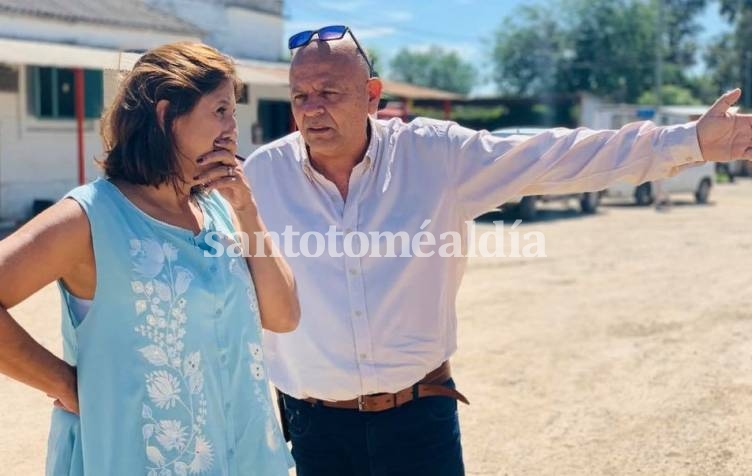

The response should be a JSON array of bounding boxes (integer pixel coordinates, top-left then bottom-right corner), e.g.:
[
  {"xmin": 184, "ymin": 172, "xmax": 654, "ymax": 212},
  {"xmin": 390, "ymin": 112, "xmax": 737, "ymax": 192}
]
[{"xmin": 708, "ymin": 88, "xmax": 742, "ymax": 116}]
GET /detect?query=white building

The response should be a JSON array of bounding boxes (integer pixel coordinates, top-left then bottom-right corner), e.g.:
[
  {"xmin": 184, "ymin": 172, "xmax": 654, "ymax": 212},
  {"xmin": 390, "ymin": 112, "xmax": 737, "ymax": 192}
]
[
  {"xmin": 579, "ymin": 92, "xmax": 710, "ymax": 129},
  {"xmin": 0, "ymin": 0, "xmax": 459, "ymax": 224},
  {"xmin": 0, "ymin": 0, "xmax": 293, "ymax": 223}
]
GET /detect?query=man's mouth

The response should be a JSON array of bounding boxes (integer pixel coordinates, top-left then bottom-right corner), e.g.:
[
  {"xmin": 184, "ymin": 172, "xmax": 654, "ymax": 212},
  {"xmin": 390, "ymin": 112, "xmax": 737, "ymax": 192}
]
[{"xmin": 307, "ymin": 126, "xmax": 332, "ymax": 133}]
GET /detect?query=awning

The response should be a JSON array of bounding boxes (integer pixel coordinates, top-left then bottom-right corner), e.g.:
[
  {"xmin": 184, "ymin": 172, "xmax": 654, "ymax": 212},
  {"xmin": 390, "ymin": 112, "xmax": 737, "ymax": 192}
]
[
  {"xmin": 234, "ymin": 60, "xmax": 465, "ymax": 100},
  {"xmin": 0, "ymin": 37, "xmax": 141, "ymax": 70},
  {"xmin": 0, "ymin": 37, "xmax": 464, "ymax": 98},
  {"xmin": 0, "ymin": 37, "xmax": 287, "ymax": 85},
  {"xmin": 380, "ymin": 79, "xmax": 463, "ymax": 101}
]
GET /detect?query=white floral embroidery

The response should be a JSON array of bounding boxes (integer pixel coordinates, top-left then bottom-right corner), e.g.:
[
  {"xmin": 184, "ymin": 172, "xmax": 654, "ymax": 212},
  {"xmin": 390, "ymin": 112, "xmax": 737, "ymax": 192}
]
[
  {"xmin": 249, "ymin": 363, "xmax": 265, "ymax": 380},
  {"xmin": 244, "ymin": 283, "xmax": 281, "ymax": 453},
  {"xmin": 131, "ymin": 238, "xmax": 213, "ymax": 474},
  {"xmin": 156, "ymin": 420, "xmax": 188, "ymax": 451},
  {"xmin": 248, "ymin": 343, "xmax": 263, "ymax": 361},
  {"xmin": 188, "ymin": 435, "xmax": 214, "ymax": 473}
]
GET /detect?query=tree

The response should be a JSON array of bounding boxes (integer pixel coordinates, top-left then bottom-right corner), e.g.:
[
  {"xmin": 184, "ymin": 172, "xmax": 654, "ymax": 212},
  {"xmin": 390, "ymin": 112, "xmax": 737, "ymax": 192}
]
[
  {"xmin": 710, "ymin": 0, "xmax": 752, "ymax": 107},
  {"xmin": 490, "ymin": 0, "xmax": 708, "ymax": 103},
  {"xmin": 491, "ymin": 4, "xmax": 568, "ymax": 96},
  {"xmin": 388, "ymin": 46, "xmax": 476, "ymax": 95},
  {"xmin": 562, "ymin": 0, "xmax": 658, "ymax": 102},
  {"xmin": 637, "ymin": 84, "xmax": 701, "ymax": 105},
  {"xmin": 366, "ymin": 48, "xmax": 381, "ymax": 76}
]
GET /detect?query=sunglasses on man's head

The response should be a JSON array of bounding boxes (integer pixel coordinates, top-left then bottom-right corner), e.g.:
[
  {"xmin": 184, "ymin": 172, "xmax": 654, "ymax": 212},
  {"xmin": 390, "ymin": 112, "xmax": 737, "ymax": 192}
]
[{"xmin": 288, "ymin": 25, "xmax": 377, "ymax": 78}]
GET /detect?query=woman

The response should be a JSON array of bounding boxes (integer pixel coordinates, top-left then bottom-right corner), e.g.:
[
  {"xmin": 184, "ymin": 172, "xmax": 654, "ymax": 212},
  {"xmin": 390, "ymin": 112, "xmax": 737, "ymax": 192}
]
[{"xmin": 0, "ymin": 42, "xmax": 299, "ymax": 475}]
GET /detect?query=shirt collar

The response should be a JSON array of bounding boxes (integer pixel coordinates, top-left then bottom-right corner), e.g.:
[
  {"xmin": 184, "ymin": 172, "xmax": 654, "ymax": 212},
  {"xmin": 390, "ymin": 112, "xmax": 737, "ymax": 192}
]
[{"xmin": 299, "ymin": 116, "xmax": 383, "ymax": 179}]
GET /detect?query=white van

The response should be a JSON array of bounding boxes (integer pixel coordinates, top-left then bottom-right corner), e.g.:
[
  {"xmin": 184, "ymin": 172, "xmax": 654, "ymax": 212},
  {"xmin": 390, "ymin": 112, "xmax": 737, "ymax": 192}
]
[{"xmin": 604, "ymin": 161, "xmax": 715, "ymax": 205}]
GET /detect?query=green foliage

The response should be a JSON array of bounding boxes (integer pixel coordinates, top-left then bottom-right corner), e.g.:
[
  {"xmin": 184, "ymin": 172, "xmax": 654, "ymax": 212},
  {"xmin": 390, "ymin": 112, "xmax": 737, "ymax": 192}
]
[
  {"xmin": 637, "ymin": 84, "xmax": 702, "ymax": 105},
  {"xmin": 389, "ymin": 46, "xmax": 476, "ymax": 95},
  {"xmin": 490, "ymin": 0, "xmax": 710, "ymax": 103}
]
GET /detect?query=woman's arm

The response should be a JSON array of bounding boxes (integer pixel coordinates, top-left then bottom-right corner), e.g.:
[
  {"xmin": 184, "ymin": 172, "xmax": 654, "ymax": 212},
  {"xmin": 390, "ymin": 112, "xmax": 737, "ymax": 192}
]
[
  {"xmin": 233, "ymin": 206, "xmax": 300, "ymax": 333},
  {"xmin": 197, "ymin": 142, "xmax": 300, "ymax": 333},
  {"xmin": 0, "ymin": 198, "xmax": 95, "ymax": 413}
]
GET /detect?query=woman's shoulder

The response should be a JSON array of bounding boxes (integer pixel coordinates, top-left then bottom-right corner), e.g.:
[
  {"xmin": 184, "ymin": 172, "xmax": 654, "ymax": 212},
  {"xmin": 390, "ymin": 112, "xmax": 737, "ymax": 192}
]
[{"xmin": 65, "ymin": 178, "xmax": 115, "ymax": 208}]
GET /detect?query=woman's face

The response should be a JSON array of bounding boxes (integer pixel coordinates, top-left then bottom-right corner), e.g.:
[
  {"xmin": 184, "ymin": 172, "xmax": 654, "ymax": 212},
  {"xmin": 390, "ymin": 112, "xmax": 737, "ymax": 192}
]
[{"xmin": 172, "ymin": 79, "xmax": 238, "ymax": 181}]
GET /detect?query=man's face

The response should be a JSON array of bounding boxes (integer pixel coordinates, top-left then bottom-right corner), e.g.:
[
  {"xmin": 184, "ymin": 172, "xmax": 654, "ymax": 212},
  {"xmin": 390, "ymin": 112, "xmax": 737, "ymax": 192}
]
[{"xmin": 289, "ymin": 48, "xmax": 376, "ymax": 158}]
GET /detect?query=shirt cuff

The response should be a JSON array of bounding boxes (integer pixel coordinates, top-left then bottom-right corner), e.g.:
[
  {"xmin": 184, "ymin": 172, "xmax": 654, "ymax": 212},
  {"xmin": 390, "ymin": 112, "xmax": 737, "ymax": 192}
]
[{"xmin": 663, "ymin": 121, "xmax": 704, "ymax": 168}]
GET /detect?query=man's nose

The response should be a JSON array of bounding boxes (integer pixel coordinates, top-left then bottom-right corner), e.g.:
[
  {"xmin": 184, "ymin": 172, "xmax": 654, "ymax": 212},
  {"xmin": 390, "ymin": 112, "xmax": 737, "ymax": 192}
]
[{"xmin": 301, "ymin": 99, "xmax": 325, "ymax": 117}]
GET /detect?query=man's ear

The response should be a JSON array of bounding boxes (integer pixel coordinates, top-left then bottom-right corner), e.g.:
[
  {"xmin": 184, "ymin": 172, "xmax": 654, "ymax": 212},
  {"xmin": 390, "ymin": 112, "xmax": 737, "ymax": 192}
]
[
  {"xmin": 366, "ymin": 78, "xmax": 383, "ymax": 115},
  {"xmin": 155, "ymin": 99, "xmax": 170, "ymax": 131}
]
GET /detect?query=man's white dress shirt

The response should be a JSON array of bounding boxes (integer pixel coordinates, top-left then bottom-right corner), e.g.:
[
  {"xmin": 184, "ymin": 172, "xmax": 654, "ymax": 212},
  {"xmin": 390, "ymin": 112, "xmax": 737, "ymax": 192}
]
[{"xmin": 243, "ymin": 117, "xmax": 702, "ymax": 400}]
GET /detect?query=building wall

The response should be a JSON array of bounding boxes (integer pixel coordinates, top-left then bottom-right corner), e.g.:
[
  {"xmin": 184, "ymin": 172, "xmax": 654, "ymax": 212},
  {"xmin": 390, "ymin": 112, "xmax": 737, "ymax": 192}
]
[
  {"xmin": 147, "ymin": 0, "xmax": 284, "ymax": 61},
  {"xmin": 0, "ymin": 14, "xmax": 197, "ymax": 52},
  {"xmin": 0, "ymin": 65, "xmax": 107, "ymax": 221},
  {"xmin": 0, "ymin": 2, "xmax": 289, "ymax": 221},
  {"xmin": 0, "ymin": 66, "xmax": 291, "ymax": 221}
]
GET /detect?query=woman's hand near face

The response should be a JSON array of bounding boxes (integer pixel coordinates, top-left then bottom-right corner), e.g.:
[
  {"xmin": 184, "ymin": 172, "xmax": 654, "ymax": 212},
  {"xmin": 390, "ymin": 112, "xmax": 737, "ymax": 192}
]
[
  {"xmin": 194, "ymin": 140, "xmax": 300, "ymax": 333},
  {"xmin": 193, "ymin": 138, "xmax": 256, "ymax": 213}
]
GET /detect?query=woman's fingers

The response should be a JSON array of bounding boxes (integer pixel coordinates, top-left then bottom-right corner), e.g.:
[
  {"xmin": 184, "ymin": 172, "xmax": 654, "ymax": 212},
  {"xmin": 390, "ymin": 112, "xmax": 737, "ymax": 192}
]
[
  {"xmin": 197, "ymin": 147, "xmax": 238, "ymax": 168},
  {"xmin": 193, "ymin": 163, "xmax": 240, "ymax": 187}
]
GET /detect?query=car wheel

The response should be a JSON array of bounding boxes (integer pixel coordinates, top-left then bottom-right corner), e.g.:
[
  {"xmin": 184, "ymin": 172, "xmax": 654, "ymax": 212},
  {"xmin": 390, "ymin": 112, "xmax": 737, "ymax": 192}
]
[
  {"xmin": 634, "ymin": 183, "xmax": 653, "ymax": 206},
  {"xmin": 580, "ymin": 192, "xmax": 599, "ymax": 214},
  {"xmin": 695, "ymin": 178, "xmax": 711, "ymax": 204},
  {"xmin": 518, "ymin": 196, "xmax": 538, "ymax": 220}
]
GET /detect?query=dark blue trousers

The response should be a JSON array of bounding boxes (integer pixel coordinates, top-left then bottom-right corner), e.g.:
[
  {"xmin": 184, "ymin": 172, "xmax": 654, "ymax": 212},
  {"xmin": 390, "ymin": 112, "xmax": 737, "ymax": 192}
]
[{"xmin": 282, "ymin": 379, "xmax": 465, "ymax": 476}]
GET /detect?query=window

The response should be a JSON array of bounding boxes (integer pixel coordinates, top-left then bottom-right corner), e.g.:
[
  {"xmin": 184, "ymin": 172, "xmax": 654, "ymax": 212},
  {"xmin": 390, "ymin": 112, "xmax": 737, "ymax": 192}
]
[
  {"xmin": 0, "ymin": 64, "xmax": 18, "ymax": 92},
  {"xmin": 26, "ymin": 66, "xmax": 103, "ymax": 119},
  {"xmin": 257, "ymin": 99, "xmax": 292, "ymax": 143}
]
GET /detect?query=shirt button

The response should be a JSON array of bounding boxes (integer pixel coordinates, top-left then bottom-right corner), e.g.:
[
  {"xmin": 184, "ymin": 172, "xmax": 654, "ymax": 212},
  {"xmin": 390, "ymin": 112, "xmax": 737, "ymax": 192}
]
[
  {"xmin": 228, "ymin": 447, "xmax": 235, "ymax": 457},
  {"xmin": 220, "ymin": 354, "xmax": 228, "ymax": 364},
  {"xmin": 354, "ymin": 310, "xmax": 362, "ymax": 317},
  {"xmin": 209, "ymin": 265, "xmax": 218, "ymax": 273},
  {"xmin": 349, "ymin": 268, "xmax": 358, "ymax": 276},
  {"xmin": 224, "ymin": 401, "xmax": 231, "ymax": 411},
  {"xmin": 215, "ymin": 308, "xmax": 222, "ymax": 316},
  {"xmin": 359, "ymin": 353, "xmax": 367, "ymax": 359}
]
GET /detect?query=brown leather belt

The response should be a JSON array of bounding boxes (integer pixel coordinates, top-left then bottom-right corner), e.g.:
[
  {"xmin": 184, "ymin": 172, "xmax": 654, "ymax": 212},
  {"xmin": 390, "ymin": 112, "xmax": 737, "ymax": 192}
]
[{"xmin": 302, "ymin": 361, "xmax": 470, "ymax": 412}]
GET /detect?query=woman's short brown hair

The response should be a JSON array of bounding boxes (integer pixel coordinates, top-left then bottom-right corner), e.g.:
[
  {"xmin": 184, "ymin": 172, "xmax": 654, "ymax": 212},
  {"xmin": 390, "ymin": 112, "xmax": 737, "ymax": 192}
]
[{"xmin": 101, "ymin": 42, "xmax": 241, "ymax": 189}]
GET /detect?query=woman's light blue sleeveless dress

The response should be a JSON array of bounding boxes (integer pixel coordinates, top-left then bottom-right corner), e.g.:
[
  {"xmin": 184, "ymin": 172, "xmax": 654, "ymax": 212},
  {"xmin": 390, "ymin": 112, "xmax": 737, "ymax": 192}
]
[{"xmin": 46, "ymin": 178, "xmax": 293, "ymax": 475}]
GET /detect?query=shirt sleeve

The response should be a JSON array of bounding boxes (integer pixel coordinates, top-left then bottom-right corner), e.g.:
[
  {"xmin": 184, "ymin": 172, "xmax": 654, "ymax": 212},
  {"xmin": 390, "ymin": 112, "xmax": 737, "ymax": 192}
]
[{"xmin": 447, "ymin": 121, "xmax": 704, "ymax": 220}]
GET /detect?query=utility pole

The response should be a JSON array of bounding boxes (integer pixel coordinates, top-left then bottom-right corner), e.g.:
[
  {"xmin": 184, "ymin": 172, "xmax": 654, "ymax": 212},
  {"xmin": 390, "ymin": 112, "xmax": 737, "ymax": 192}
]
[
  {"xmin": 654, "ymin": 0, "xmax": 664, "ymax": 123},
  {"xmin": 745, "ymin": 50, "xmax": 751, "ymax": 108}
]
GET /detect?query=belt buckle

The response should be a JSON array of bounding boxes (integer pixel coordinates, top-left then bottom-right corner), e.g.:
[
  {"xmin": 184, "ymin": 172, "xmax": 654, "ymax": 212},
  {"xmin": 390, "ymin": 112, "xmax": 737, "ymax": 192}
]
[{"xmin": 357, "ymin": 395, "xmax": 366, "ymax": 411}]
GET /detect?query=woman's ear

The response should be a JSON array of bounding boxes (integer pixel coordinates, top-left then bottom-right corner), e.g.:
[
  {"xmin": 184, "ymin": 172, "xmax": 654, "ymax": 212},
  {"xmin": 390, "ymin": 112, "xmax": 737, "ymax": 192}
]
[{"xmin": 155, "ymin": 99, "xmax": 170, "ymax": 131}]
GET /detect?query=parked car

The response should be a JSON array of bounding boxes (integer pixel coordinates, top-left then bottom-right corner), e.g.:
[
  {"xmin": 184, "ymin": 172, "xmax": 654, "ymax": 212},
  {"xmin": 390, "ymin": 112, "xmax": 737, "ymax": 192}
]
[
  {"xmin": 717, "ymin": 159, "xmax": 752, "ymax": 182},
  {"xmin": 491, "ymin": 127, "xmax": 601, "ymax": 220},
  {"xmin": 605, "ymin": 161, "xmax": 715, "ymax": 205}
]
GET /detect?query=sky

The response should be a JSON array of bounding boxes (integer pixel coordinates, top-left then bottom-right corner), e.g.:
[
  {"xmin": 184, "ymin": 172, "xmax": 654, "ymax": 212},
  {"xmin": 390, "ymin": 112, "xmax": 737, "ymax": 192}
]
[{"xmin": 283, "ymin": 0, "xmax": 731, "ymax": 96}]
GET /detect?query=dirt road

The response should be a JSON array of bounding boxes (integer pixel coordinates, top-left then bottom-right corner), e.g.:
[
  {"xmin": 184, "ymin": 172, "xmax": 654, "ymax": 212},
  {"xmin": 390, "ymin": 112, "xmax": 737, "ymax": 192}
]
[{"xmin": 3, "ymin": 180, "xmax": 752, "ymax": 475}]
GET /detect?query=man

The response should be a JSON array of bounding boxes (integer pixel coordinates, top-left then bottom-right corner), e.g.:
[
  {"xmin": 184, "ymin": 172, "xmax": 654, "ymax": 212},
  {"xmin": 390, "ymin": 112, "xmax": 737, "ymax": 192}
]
[{"xmin": 243, "ymin": 25, "xmax": 752, "ymax": 476}]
